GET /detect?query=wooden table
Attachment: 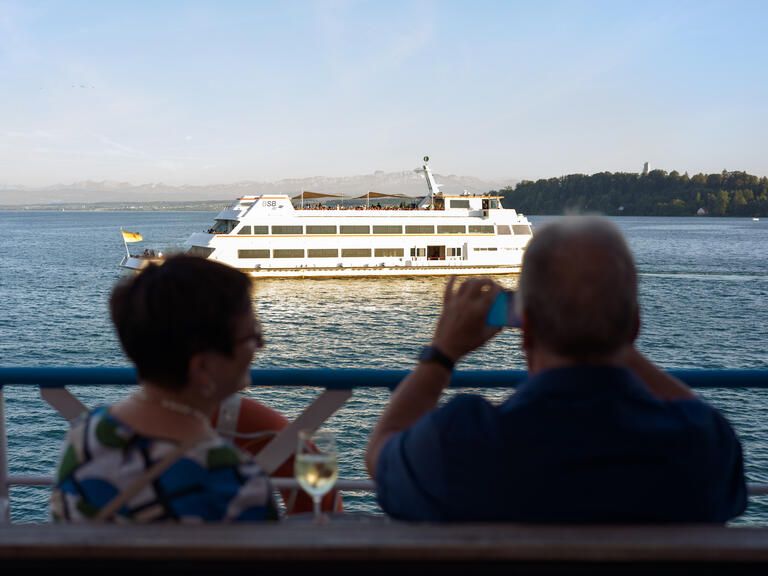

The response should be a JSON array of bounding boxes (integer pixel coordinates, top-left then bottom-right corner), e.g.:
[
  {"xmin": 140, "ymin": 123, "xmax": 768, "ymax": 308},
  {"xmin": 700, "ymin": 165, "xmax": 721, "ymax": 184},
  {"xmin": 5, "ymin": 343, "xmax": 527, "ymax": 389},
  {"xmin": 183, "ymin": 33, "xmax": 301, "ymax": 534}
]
[{"xmin": 2, "ymin": 522, "xmax": 767, "ymax": 575}]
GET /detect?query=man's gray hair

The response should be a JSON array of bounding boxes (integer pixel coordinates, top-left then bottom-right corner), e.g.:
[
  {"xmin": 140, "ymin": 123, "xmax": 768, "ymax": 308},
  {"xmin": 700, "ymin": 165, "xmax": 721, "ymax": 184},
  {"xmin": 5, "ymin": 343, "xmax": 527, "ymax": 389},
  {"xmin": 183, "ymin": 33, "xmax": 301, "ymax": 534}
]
[{"xmin": 516, "ymin": 216, "xmax": 638, "ymax": 359}]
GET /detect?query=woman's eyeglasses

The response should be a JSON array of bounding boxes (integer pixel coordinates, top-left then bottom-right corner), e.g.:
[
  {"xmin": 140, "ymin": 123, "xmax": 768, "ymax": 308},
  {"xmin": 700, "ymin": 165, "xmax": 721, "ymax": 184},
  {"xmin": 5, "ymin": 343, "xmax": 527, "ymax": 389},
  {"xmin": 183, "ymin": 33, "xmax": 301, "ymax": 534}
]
[{"xmin": 235, "ymin": 332, "xmax": 264, "ymax": 349}]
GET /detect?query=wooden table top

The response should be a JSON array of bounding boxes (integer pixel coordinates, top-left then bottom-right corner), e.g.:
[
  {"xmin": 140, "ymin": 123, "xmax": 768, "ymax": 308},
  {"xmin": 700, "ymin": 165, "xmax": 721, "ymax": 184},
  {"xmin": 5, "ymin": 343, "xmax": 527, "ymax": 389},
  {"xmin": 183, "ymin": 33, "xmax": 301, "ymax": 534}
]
[{"xmin": 2, "ymin": 522, "xmax": 768, "ymax": 563}]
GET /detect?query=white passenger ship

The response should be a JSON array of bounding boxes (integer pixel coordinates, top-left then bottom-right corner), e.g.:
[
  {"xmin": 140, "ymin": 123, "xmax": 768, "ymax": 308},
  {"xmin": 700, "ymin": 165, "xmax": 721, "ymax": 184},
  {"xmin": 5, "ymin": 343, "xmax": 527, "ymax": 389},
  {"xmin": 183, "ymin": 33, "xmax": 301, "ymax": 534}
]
[{"xmin": 122, "ymin": 157, "xmax": 533, "ymax": 278}]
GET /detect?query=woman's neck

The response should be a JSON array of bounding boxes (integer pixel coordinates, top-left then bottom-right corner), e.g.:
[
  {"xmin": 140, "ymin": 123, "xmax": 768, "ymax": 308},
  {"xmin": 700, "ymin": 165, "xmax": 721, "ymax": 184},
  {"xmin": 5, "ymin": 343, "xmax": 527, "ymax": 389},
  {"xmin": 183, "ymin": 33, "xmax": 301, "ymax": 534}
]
[
  {"xmin": 133, "ymin": 388, "xmax": 210, "ymax": 424},
  {"xmin": 138, "ymin": 382, "xmax": 216, "ymax": 419},
  {"xmin": 110, "ymin": 382, "xmax": 216, "ymax": 442}
]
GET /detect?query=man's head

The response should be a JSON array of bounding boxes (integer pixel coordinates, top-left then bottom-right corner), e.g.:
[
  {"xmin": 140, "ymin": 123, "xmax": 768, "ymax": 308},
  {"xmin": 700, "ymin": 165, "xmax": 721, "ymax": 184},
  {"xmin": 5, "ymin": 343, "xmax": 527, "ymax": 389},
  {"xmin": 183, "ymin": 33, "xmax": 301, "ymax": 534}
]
[{"xmin": 516, "ymin": 216, "xmax": 639, "ymax": 363}]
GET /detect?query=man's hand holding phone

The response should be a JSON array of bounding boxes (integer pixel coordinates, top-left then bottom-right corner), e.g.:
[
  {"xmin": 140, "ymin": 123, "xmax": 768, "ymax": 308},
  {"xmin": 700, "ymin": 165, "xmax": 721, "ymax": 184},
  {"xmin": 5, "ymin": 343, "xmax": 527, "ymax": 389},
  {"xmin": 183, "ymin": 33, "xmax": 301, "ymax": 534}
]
[
  {"xmin": 431, "ymin": 277, "xmax": 503, "ymax": 362},
  {"xmin": 486, "ymin": 290, "xmax": 522, "ymax": 328}
]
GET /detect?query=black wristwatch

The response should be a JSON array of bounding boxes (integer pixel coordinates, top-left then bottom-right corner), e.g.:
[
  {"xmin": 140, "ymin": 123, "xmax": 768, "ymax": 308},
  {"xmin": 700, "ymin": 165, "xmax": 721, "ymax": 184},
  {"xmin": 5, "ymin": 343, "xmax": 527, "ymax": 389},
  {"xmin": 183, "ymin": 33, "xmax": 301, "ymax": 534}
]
[{"xmin": 418, "ymin": 345, "xmax": 455, "ymax": 372}]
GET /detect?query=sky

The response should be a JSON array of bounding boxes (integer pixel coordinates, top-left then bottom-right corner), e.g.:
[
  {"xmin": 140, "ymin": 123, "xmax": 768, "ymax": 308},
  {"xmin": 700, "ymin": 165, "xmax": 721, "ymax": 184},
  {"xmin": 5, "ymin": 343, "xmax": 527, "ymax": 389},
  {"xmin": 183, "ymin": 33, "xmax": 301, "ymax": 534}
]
[{"xmin": 1, "ymin": 0, "xmax": 767, "ymax": 187}]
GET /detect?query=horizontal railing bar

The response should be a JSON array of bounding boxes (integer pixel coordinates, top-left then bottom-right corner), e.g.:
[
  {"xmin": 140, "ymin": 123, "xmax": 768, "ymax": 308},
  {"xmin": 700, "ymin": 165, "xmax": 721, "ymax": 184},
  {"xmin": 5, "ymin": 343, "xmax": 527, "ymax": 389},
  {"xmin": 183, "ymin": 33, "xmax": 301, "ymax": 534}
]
[
  {"xmin": 6, "ymin": 475, "xmax": 374, "ymax": 491},
  {"xmin": 1, "ymin": 367, "xmax": 767, "ymax": 389},
  {"xmin": 271, "ymin": 478, "xmax": 374, "ymax": 491},
  {"xmin": 752, "ymin": 484, "xmax": 768, "ymax": 496},
  {"xmin": 6, "ymin": 475, "xmax": 50, "ymax": 486},
  {"xmin": 6, "ymin": 473, "xmax": 767, "ymax": 495}
]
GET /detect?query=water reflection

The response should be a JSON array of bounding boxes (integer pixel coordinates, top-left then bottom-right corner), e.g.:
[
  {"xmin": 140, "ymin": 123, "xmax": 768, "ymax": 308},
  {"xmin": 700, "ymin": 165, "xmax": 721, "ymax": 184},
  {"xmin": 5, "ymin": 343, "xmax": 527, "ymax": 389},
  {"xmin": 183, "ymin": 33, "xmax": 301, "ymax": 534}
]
[{"xmin": 250, "ymin": 275, "xmax": 523, "ymax": 371}]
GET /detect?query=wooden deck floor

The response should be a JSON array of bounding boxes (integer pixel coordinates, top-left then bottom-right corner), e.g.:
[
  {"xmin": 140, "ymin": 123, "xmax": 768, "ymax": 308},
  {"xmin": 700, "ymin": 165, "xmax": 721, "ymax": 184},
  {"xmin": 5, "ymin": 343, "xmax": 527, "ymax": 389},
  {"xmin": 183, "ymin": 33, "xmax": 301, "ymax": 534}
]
[{"xmin": 1, "ymin": 522, "xmax": 768, "ymax": 575}]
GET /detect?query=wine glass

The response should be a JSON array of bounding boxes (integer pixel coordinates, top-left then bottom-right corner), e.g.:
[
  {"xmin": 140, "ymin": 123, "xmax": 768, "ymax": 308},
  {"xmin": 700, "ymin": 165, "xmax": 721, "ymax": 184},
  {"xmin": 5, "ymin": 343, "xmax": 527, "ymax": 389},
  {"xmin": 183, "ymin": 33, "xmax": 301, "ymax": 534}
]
[{"xmin": 295, "ymin": 429, "xmax": 338, "ymax": 522}]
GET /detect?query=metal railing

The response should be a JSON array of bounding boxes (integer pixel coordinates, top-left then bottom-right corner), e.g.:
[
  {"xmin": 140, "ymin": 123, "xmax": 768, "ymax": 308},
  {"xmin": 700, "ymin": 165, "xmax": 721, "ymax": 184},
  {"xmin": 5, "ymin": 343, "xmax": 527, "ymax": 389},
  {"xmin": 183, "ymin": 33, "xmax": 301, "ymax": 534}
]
[{"xmin": 1, "ymin": 367, "xmax": 767, "ymax": 523}]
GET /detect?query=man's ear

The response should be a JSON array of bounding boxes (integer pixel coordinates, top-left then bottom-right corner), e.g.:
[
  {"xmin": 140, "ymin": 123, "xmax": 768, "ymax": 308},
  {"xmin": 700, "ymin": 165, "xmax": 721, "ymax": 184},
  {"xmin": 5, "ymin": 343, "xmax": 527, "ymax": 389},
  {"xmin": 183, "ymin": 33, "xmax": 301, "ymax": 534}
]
[
  {"xmin": 520, "ymin": 310, "xmax": 536, "ymax": 373},
  {"xmin": 521, "ymin": 310, "xmax": 534, "ymax": 352}
]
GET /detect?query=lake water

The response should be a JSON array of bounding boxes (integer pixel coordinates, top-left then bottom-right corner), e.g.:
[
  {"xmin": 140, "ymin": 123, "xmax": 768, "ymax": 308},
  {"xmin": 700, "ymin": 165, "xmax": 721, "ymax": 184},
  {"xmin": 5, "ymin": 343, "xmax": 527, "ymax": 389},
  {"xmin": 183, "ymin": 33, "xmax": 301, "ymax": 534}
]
[{"xmin": 0, "ymin": 211, "xmax": 766, "ymax": 523}]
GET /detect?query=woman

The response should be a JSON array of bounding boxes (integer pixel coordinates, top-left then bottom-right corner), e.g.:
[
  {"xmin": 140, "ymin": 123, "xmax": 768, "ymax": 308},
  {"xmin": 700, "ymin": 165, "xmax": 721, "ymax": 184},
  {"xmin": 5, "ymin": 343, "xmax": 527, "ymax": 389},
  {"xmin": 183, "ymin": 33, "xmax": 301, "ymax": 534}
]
[{"xmin": 51, "ymin": 255, "xmax": 278, "ymax": 522}]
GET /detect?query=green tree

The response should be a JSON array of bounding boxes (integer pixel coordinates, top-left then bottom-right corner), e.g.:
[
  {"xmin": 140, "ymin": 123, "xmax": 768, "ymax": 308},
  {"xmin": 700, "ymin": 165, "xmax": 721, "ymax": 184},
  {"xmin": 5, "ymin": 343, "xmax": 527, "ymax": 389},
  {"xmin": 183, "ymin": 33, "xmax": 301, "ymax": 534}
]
[{"xmin": 498, "ymin": 168, "xmax": 765, "ymax": 216}]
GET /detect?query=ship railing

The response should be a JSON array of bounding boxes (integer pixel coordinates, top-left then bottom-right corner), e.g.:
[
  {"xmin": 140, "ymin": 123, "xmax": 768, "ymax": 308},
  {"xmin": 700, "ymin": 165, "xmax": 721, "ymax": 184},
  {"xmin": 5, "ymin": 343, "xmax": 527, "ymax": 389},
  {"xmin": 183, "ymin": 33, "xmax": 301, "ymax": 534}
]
[{"xmin": 1, "ymin": 367, "xmax": 767, "ymax": 524}]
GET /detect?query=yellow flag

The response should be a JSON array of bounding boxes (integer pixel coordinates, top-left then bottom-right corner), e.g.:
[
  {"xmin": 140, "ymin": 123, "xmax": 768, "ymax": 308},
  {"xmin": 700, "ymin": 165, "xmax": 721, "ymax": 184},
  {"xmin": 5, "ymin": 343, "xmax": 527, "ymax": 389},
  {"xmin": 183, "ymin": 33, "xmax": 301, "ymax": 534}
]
[{"xmin": 121, "ymin": 230, "xmax": 143, "ymax": 243}]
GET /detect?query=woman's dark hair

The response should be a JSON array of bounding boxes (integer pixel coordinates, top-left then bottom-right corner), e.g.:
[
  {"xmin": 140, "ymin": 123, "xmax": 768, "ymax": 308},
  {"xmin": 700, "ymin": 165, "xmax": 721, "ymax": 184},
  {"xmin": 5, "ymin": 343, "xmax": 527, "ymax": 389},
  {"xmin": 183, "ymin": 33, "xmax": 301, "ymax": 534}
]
[{"xmin": 110, "ymin": 255, "xmax": 253, "ymax": 389}]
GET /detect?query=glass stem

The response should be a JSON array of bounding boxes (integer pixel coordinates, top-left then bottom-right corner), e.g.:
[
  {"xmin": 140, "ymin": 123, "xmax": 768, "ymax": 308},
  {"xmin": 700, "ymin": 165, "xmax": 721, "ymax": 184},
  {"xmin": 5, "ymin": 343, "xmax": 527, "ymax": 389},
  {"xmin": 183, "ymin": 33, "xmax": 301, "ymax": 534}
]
[{"xmin": 313, "ymin": 495, "xmax": 321, "ymax": 520}]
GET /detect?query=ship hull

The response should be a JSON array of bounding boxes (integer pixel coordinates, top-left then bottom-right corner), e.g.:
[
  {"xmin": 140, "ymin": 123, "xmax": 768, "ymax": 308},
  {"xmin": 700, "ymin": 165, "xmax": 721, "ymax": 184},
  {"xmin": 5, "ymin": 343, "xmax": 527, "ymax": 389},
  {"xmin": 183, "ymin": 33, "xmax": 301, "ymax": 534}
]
[
  {"xmin": 119, "ymin": 256, "xmax": 163, "ymax": 271},
  {"xmin": 242, "ymin": 264, "xmax": 522, "ymax": 278}
]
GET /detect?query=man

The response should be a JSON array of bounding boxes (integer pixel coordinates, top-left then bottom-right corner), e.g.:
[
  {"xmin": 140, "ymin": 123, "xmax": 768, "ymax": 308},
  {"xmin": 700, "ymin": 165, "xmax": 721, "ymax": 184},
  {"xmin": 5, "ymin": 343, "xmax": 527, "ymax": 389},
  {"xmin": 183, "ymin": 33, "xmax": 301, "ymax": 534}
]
[{"xmin": 366, "ymin": 216, "xmax": 746, "ymax": 522}]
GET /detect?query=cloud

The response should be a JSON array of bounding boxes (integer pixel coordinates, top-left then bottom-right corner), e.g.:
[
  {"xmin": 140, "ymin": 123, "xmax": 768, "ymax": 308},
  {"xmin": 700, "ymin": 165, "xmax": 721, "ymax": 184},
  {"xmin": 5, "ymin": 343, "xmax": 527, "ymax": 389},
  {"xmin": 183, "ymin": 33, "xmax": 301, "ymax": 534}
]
[
  {"xmin": 94, "ymin": 133, "xmax": 146, "ymax": 158},
  {"xmin": 3, "ymin": 129, "xmax": 58, "ymax": 142}
]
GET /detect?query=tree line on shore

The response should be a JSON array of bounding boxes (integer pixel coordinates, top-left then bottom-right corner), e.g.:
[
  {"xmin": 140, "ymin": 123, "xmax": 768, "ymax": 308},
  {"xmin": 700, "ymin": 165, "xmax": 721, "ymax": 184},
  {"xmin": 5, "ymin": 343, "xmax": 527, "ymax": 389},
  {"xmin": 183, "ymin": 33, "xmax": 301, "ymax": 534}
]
[{"xmin": 496, "ymin": 170, "xmax": 767, "ymax": 216}]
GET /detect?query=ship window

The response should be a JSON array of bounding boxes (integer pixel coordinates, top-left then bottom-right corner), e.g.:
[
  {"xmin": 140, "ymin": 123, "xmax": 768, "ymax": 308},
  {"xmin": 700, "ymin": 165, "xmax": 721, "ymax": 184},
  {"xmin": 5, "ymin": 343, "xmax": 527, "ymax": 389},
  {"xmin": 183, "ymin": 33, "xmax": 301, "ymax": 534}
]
[
  {"xmin": 308, "ymin": 249, "xmax": 338, "ymax": 258},
  {"xmin": 372, "ymin": 225, "xmax": 403, "ymax": 234},
  {"xmin": 187, "ymin": 246, "xmax": 214, "ymax": 258},
  {"xmin": 340, "ymin": 225, "xmax": 370, "ymax": 234},
  {"xmin": 410, "ymin": 247, "xmax": 427, "ymax": 257},
  {"xmin": 405, "ymin": 225, "xmax": 435, "ymax": 234},
  {"xmin": 342, "ymin": 248, "xmax": 371, "ymax": 257},
  {"xmin": 252, "ymin": 226, "xmax": 268, "ymax": 234},
  {"xmin": 374, "ymin": 248, "xmax": 404, "ymax": 257},
  {"xmin": 211, "ymin": 219, "xmax": 237, "ymax": 234},
  {"xmin": 273, "ymin": 249, "xmax": 305, "ymax": 258},
  {"xmin": 271, "ymin": 225, "xmax": 303, "ymax": 235},
  {"xmin": 513, "ymin": 225, "xmax": 532, "ymax": 235},
  {"xmin": 475, "ymin": 247, "xmax": 498, "ymax": 252},
  {"xmin": 238, "ymin": 249, "xmax": 270, "ymax": 259},
  {"xmin": 237, "ymin": 226, "xmax": 252, "ymax": 235},
  {"xmin": 306, "ymin": 225, "xmax": 337, "ymax": 234},
  {"xmin": 450, "ymin": 200, "xmax": 470, "ymax": 209},
  {"xmin": 469, "ymin": 225, "xmax": 495, "ymax": 234},
  {"xmin": 497, "ymin": 225, "xmax": 512, "ymax": 235},
  {"xmin": 490, "ymin": 199, "xmax": 501, "ymax": 209},
  {"xmin": 437, "ymin": 225, "xmax": 466, "ymax": 234},
  {"xmin": 448, "ymin": 247, "xmax": 462, "ymax": 257}
]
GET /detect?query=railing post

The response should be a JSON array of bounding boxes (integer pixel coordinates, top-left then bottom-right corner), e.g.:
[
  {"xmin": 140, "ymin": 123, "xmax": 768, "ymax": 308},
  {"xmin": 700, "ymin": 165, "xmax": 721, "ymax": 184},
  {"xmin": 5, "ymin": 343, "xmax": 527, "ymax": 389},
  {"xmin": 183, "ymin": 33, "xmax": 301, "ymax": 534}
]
[
  {"xmin": 0, "ymin": 388, "xmax": 9, "ymax": 522},
  {"xmin": 255, "ymin": 389, "xmax": 353, "ymax": 474},
  {"xmin": 40, "ymin": 388, "xmax": 88, "ymax": 422}
]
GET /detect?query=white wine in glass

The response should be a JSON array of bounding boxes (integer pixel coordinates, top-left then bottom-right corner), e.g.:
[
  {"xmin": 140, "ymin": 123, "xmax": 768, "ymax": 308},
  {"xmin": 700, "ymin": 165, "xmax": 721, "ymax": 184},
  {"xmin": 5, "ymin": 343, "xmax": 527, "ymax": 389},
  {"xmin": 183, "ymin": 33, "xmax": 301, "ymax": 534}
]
[{"xmin": 295, "ymin": 429, "xmax": 338, "ymax": 522}]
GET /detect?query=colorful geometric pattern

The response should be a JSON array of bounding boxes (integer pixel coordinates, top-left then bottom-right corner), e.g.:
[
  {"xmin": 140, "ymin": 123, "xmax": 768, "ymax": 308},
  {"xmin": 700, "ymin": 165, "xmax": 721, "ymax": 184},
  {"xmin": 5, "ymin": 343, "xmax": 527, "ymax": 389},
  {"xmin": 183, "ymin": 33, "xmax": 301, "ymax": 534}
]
[{"xmin": 51, "ymin": 406, "xmax": 278, "ymax": 523}]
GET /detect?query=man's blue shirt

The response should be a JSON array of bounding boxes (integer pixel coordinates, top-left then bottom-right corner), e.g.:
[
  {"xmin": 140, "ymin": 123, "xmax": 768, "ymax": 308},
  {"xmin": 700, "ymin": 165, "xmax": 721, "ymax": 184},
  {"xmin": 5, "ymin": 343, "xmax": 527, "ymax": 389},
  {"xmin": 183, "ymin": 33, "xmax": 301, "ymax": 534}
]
[{"xmin": 376, "ymin": 366, "xmax": 747, "ymax": 522}]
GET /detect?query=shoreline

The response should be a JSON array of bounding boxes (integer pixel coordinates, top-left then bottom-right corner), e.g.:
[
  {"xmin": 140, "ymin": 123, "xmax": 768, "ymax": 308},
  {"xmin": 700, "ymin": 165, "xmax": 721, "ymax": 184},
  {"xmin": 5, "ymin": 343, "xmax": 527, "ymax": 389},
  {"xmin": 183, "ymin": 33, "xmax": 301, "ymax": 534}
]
[{"xmin": 0, "ymin": 204, "xmax": 763, "ymax": 217}]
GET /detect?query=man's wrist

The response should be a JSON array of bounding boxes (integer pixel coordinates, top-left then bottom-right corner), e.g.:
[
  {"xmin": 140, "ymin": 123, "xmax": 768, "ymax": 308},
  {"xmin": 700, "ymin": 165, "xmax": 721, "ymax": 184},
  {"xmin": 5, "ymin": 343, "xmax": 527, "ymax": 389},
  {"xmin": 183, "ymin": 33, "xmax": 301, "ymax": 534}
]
[
  {"xmin": 418, "ymin": 345, "xmax": 456, "ymax": 372},
  {"xmin": 431, "ymin": 338, "xmax": 463, "ymax": 362}
]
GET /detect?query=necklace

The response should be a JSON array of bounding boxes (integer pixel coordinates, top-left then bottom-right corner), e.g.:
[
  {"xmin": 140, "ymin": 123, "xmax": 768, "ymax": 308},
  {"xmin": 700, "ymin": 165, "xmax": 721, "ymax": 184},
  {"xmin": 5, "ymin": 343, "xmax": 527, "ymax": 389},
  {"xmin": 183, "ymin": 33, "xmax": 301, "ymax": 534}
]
[{"xmin": 133, "ymin": 390, "xmax": 211, "ymax": 425}]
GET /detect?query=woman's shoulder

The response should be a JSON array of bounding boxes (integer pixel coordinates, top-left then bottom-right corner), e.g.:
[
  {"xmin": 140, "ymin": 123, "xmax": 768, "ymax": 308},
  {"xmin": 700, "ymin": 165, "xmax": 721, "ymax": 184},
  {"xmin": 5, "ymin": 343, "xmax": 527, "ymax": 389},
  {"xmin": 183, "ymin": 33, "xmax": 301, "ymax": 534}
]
[
  {"xmin": 60, "ymin": 405, "xmax": 131, "ymax": 459},
  {"xmin": 87, "ymin": 406, "xmax": 260, "ymax": 470},
  {"xmin": 52, "ymin": 406, "xmax": 276, "ymax": 523}
]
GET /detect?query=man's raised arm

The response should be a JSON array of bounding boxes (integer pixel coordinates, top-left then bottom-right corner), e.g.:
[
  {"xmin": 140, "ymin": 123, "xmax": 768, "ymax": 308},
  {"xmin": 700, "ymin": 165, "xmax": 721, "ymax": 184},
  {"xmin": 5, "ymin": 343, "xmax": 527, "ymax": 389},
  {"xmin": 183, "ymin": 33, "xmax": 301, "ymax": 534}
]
[{"xmin": 365, "ymin": 277, "xmax": 501, "ymax": 477}]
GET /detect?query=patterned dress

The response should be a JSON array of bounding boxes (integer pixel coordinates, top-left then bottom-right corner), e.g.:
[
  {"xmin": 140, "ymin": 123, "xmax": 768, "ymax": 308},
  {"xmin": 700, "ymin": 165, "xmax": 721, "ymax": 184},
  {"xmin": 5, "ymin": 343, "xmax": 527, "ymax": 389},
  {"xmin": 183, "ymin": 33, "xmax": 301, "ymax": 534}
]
[{"xmin": 51, "ymin": 406, "xmax": 278, "ymax": 522}]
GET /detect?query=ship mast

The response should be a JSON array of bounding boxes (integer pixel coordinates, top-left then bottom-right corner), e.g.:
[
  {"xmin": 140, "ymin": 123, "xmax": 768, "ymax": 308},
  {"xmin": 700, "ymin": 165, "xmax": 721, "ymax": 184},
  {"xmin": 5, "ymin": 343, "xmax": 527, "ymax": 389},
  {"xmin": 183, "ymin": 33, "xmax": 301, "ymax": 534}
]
[{"xmin": 415, "ymin": 156, "xmax": 442, "ymax": 209}]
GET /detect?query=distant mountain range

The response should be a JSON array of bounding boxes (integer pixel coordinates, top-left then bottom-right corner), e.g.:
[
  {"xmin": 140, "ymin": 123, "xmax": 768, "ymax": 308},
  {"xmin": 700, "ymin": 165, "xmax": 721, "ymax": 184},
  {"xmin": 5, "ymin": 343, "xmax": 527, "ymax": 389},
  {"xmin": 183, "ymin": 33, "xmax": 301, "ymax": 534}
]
[{"xmin": 0, "ymin": 170, "xmax": 518, "ymax": 209}]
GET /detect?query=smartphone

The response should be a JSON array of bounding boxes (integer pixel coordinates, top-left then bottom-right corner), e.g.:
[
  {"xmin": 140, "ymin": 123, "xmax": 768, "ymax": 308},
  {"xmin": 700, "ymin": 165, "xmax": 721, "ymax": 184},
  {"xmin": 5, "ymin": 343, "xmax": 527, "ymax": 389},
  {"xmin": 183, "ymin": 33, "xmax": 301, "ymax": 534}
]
[{"xmin": 486, "ymin": 290, "xmax": 522, "ymax": 328}]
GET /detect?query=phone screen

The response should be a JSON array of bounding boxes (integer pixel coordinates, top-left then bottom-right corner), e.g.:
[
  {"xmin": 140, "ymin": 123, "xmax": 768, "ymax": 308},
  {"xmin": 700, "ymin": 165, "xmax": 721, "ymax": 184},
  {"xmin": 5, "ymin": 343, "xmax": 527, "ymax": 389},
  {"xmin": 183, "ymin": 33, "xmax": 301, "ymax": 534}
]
[{"xmin": 486, "ymin": 290, "xmax": 522, "ymax": 327}]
